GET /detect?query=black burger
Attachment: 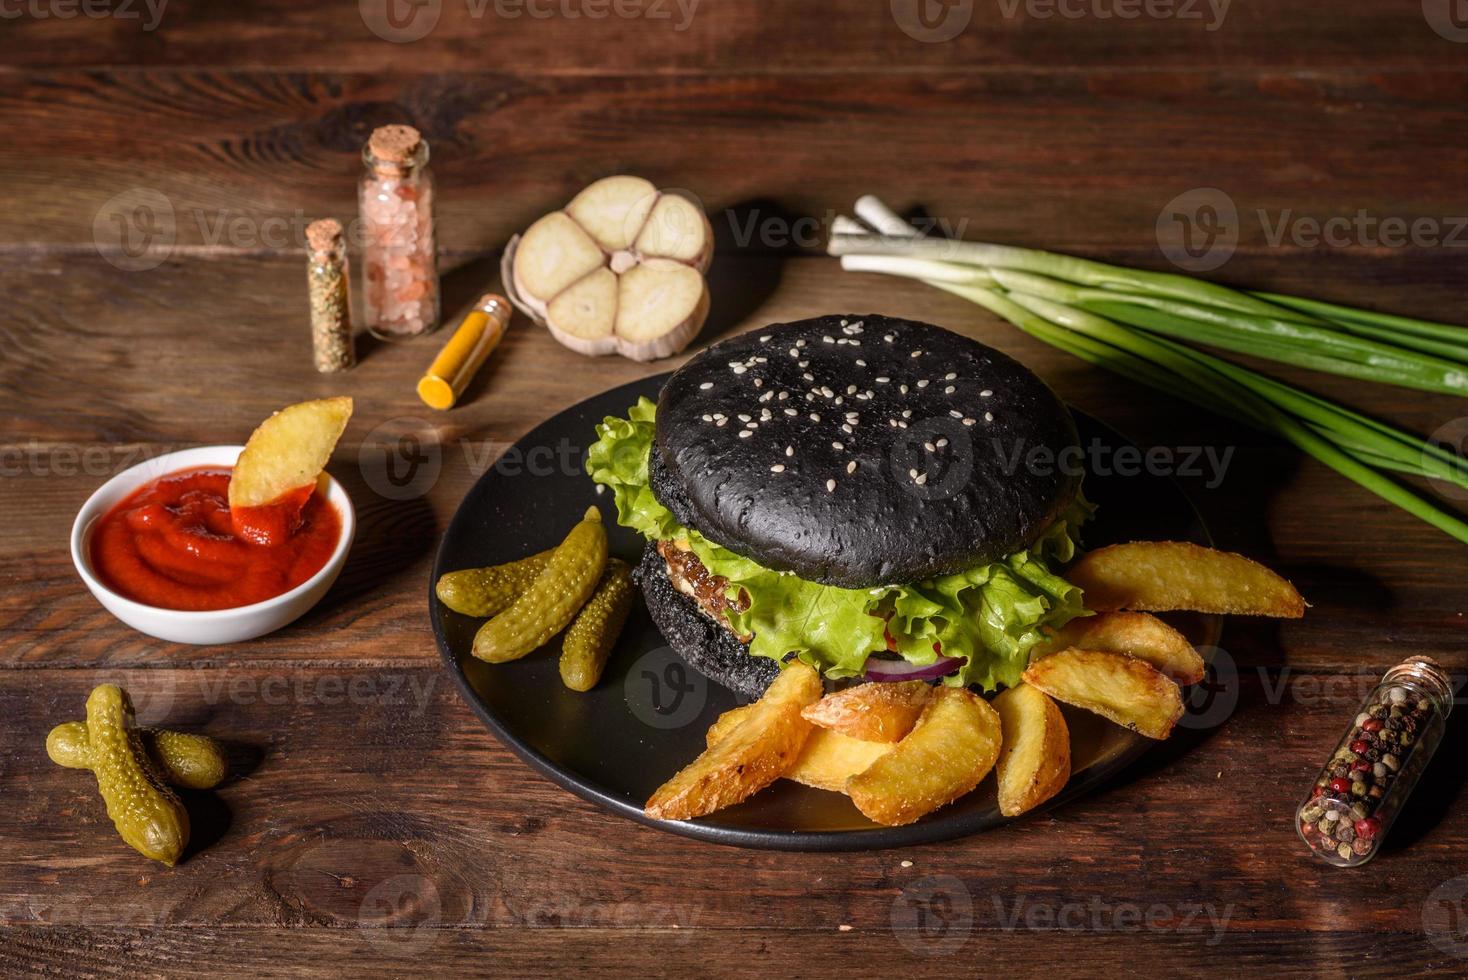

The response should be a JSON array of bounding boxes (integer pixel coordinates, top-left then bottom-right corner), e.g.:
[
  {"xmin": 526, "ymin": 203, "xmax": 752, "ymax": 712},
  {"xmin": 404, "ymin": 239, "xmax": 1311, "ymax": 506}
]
[{"xmin": 587, "ymin": 314, "xmax": 1092, "ymax": 698}]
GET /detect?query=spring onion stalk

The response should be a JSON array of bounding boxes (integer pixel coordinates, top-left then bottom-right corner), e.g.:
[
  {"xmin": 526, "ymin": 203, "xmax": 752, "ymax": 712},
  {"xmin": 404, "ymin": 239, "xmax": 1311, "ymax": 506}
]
[
  {"xmin": 1005, "ymin": 292, "xmax": 1468, "ymax": 542},
  {"xmin": 1265, "ymin": 311, "xmax": 1468, "ymax": 364},
  {"xmin": 1077, "ymin": 299, "xmax": 1468, "ymax": 398},
  {"xmin": 928, "ymin": 279, "xmax": 1249, "ymax": 422},
  {"xmin": 1183, "ymin": 355, "xmax": 1468, "ymax": 486},
  {"xmin": 827, "ymin": 230, "xmax": 1305, "ymax": 321},
  {"xmin": 1079, "ymin": 290, "xmax": 1468, "ymax": 376},
  {"xmin": 838, "ymin": 253, "xmax": 995, "ymax": 287},
  {"xmin": 1252, "ymin": 291, "xmax": 1468, "ymax": 346},
  {"xmin": 1231, "ymin": 370, "xmax": 1468, "ymax": 477},
  {"xmin": 979, "ymin": 267, "xmax": 1468, "ymax": 394},
  {"xmin": 831, "ymin": 198, "xmax": 1468, "ymax": 545}
]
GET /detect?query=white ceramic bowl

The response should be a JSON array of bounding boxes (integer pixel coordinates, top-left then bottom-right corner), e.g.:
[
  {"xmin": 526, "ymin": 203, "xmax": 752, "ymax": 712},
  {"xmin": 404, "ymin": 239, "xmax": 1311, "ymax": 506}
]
[{"xmin": 71, "ymin": 445, "xmax": 355, "ymax": 645}]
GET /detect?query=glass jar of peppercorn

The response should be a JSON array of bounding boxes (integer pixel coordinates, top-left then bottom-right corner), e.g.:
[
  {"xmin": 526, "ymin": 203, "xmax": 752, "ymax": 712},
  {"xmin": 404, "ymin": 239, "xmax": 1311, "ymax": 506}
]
[{"xmin": 1296, "ymin": 655, "xmax": 1453, "ymax": 867}]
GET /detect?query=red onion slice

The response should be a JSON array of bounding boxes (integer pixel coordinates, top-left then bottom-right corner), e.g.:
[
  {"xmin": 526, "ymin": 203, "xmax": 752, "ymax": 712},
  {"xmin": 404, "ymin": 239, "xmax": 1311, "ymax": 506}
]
[{"xmin": 863, "ymin": 654, "xmax": 963, "ymax": 682}]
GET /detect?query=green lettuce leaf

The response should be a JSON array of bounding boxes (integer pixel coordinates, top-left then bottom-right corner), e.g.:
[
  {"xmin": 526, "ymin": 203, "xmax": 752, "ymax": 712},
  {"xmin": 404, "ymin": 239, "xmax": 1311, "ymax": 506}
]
[{"xmin": 587, "ymin": 397, "xmax": 1091, "ymax": 690}]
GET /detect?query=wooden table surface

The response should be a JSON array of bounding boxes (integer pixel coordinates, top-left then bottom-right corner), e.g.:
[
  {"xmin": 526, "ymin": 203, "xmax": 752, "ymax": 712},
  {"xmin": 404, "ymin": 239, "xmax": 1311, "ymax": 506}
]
[{"xmin": 3, "ymin": 2, "xmax": 1468, "ymax": 976}]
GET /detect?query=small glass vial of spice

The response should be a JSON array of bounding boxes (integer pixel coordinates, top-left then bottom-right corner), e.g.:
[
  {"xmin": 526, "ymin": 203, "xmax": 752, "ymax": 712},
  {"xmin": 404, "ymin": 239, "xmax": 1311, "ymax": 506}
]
[
  {"xmin": 417, "ymin": 294, "xmax": 511, "ymax": 411},
  {"xmin": 1296, "ymin": 655, "xmax": 1453, "ymax": 867},
  {"xmin": 305, "ymin": 218, "xmax": 355, "ymax": 373},
  {"xmin": 359, "ymin": 124, "xmax": 439, "ymax": 339}
]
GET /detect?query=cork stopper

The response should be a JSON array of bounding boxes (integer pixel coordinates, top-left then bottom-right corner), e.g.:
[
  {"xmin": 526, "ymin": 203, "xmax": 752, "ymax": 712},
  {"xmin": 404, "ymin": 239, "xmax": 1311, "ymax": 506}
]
[
  {"xmin": 305, "ymin": 218, "xmax": 344, "ymax": 253},
  {"xmin": 368, "ymin": 125, "xmax": 423, "ymax": 164}
]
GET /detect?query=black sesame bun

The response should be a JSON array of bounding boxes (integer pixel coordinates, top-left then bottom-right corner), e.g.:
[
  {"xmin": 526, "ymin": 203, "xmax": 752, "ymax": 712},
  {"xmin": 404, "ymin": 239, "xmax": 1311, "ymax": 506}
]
[
  {"xmin": 634, "ymin": 544, "xmax": 779, "ymax": 699},
  {"xmin": 652, "ymin": 314, "xmax": 1080, "ymax": 589}
]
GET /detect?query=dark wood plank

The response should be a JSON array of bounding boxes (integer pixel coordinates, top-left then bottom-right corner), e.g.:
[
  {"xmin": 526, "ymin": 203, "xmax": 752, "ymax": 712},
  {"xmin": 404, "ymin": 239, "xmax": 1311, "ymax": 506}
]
[
  {"xmin": 2, "ymin": 927, "xmax": 1462, "ymax": 979},
  {"xmin": 3, "ymin": 70, "xmax": 1468, "ymax": 253},
  {"xmin": 0, "ymin": 0, "xmax": 1459, "ymax": 74},
  {"xmin": 2, "ymin": 253, "xmax": 1466, "ymax": 673},
  {"xmin": 4, "ymin": 665, "xmax": 1467, "ymax": 940}
]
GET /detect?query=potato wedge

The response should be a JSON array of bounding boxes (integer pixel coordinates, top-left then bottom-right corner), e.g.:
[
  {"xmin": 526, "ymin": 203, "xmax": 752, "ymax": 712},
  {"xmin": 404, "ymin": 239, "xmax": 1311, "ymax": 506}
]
[
  {"xmin": 993, "ymin": 684, "xmax": 1070, "ymax": 818},
  {"xmin": 800, "ymin": 681, "xmax": 930, "ymax": 743},
  {"xmin": 705, "ymin": 714, "xmax": 893, "ymax": 794},
  {"xmin": 787, "ymin": 731, "xmax": 894, "ymax": 793},
  {"xmin": 846, "ymin": 687, "xmax": 1002, "ymax": 827},
  {"xmin": 704, "ymin": 703, "xmax": 754, "ymax": 748},
  {"xmin": 1022, "ymin": 648, "xmax": 1184, "ymax": 740},
  {"xmin": 1068, "ymin": 541, "xmax": 1304, "ymax": 618},
  {"xmin": 645, "ymin": 662, "xmax": 822, "ymax": 821},
  {"xmin": 229, "ymin": 397, "xmax": 353, "ymax": 511},
  {"xmin": 1043, "ymin": 611, "xmax": 1205, "ymax": 685}
]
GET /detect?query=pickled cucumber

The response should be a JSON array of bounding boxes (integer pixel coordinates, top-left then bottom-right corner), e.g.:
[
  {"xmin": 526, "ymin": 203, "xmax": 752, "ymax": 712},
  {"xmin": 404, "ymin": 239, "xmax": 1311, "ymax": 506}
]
[
  {"xmin": 560, "ymin": 559, "xmax": 635, "ymax": 692},
  {"xmin": 47, "ymin": 721, "xmax": 229, "ymax": 791},
  {"xmin": 435, "ymin": 549, "xmax": 553, "ymax": 617},
  {"xmin": 472, "ymin": 507, "xmax": 608, "ymax": 663},
  {"xmin": 85, "ymin": 685, "xmax": 190, "ymax": 866}
]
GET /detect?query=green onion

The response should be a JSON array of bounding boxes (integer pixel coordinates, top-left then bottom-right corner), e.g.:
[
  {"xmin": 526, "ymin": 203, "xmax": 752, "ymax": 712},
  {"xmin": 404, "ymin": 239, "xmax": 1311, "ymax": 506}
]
[
  {"xmin": 828, "ymin": 231, "xmax": 1297, "ymax": 320},
  {"xmin": 1252, "ymin": 291, "xmax": 1468, "ymax": 346},
  {"xmin": 830, "ymin": 198, "xmax": 1468, "ymax": 545}
]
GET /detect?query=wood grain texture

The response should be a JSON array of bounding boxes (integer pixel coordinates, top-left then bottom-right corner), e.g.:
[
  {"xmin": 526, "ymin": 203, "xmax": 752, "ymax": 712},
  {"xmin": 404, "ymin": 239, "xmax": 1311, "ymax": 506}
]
[
  {"xmin": 5, "ymin": 666, "xmax": 1468, "ymax": 940},
  {"xmin": 4, "ymin": 1, "xmax": 1468, "ymax": 974},
  {"xmin": 3, "ymin": 69, "xmax": 1468, "ymax": 253},
  {"xmin": 1, "ymin": 928, "xmax": 1461, "ymax": 979},
  {"xmin": 0, "ymin": 0, "xmax": 1459, "ymax": 74}
]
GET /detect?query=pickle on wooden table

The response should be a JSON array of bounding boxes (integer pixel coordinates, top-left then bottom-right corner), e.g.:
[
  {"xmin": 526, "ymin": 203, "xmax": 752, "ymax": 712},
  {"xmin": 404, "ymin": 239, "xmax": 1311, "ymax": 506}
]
[
  {"xmin": 559, "ymin": 558, "xmax": 635, "ymax": 692},
  {"xmin": 472, "ymin": 507, "xmax": 608, "ymax": 664},
  {"xmin": 84, "ymin": 684, "xmax": 191, "ymax": 866},
  {"xmin": 435, "ymin": 549, "xmax": 554, "ymax": 618},
  {"xmin": 47, "ymin": 721, "xmax": 229, "ymax": 791}
]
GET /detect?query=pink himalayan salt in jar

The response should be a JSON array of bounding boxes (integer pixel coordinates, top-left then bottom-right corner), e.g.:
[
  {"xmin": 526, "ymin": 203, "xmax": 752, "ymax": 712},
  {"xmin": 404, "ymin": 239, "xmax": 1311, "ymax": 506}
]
[{"xmin": 359, "ymin": 124, "xmax": 439, "ymax": 339}]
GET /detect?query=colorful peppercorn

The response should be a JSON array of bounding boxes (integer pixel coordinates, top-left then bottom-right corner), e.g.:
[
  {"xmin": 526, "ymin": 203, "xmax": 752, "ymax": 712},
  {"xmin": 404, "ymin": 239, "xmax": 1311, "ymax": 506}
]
[{"xmin": 1296, "ymin": 656, "xmax": 1452, "ymax": 868}]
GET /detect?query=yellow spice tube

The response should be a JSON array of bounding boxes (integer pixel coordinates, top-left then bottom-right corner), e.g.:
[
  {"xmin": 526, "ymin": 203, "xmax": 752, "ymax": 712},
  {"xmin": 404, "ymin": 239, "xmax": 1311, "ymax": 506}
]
[{"xmin": 417, "ymin": 294, "xmax": 511, "ymax": 410}]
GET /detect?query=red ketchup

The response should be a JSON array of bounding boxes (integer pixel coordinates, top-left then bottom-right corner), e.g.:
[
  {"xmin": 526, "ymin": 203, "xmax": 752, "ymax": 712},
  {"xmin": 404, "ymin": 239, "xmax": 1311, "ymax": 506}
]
[{"xmin": 90, "ymin": 467, "xmax": 340, "ymax": 611}]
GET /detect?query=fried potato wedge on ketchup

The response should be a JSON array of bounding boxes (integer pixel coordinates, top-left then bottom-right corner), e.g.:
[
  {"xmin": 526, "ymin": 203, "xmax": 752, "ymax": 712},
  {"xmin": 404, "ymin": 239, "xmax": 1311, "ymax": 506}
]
[
  {"xmin": 800, "ymin": 680, "xmax": 930, "ymax": 743},
  {"xmin": 1023, "ymin": 647, "xmax": 1184, "ymax": 740},
  {"xmin": 846, "ymin": 687, "xmax": 1001, "ymax": 827},
  {"xmin": 993, "ymin": 684, "xmax": 1070, "ymax": 818},
  {"xmin": 229, "ymin": 397, "xmax": 353, "ymax": 545},
  {"xmin": 1043, "ymin": 611, "xmax": 1205, "ymax": 685},
  {"xmin": 1068, "ymin": 541, "xmax": 1304, "ymax": 618},
  {"xmin": 645, "ymin": 662, "xmax": 821, "ymax": 821}
]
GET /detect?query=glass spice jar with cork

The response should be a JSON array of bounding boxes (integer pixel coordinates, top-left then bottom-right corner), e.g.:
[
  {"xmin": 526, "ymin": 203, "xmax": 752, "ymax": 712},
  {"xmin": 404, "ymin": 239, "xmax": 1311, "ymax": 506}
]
[
  {"xmin": 359, "ymin": 124, "xmax": 439, "ymax": 339},
  {"xmin": 1296, "ymin": 655, "xmax": 1454, "ymax": 867},
  {"xmin": 305, "ymin": 218, "xmax": 355, "ymax": 373}
]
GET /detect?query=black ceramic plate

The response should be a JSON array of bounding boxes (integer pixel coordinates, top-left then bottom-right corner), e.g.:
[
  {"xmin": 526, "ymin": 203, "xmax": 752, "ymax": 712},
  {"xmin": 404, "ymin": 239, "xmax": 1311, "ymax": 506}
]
[{"xmin": 431, "ymin": 375, "xmax": 1218, "ymax": 851}]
